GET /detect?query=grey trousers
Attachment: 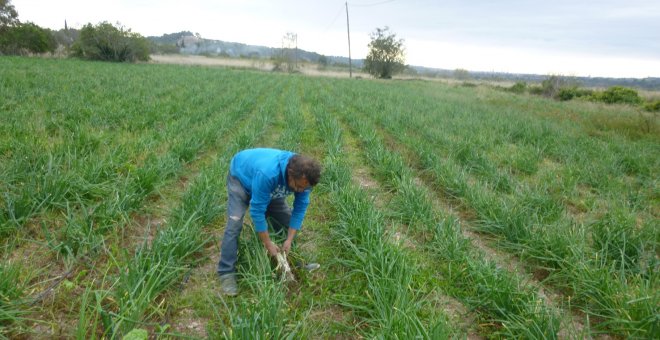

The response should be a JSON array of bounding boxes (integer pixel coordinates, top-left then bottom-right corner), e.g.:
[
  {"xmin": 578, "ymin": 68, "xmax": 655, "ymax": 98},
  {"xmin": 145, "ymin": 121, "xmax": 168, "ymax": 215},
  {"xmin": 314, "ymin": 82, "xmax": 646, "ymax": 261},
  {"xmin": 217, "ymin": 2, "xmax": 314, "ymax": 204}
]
[{"xmin": 217, "ymin": 173, "xmax": 291, "ymax": 275}]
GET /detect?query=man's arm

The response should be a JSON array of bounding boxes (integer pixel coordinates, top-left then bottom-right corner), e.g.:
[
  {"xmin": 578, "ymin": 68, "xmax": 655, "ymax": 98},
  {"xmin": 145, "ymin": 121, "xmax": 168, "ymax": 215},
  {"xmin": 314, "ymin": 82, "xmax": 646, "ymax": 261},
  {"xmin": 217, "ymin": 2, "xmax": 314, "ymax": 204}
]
[
  {"xmin": 282, "ymin": 228, "xmax": 297, "ymax": 253},
  {"xmin": 289, "ymin": 191, "xmax": 310, "ymax": 230},
  {"xmin": 250, "ymin": 172, "xmax": 279, "ymax": 256},
  {"xmin": 258, "ymin": 231, "xmax": 280, "ymax": 256}
]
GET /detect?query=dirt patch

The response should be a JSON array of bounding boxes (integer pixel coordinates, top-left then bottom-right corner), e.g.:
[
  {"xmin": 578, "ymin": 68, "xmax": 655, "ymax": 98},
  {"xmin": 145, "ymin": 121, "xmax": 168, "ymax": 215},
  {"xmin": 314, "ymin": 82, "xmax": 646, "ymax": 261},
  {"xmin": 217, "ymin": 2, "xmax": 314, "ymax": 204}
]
[
  {"xmin": 353, "ymin": 168, "xmax": 379, "ymax": 190},
  {"xmin": 172, "ymin": 308, "xmax": 208, "ymax": 338},
  {"xmin": 430, "ymin": 293, "xmax": 484, "ymax": 340},
  {"xmin": 307, "ymin": 304, "xmax": 356, "ymax": 337},
  {"xmin": 126, "ymin": 212, "xmax": 167, "ymax": 249},
  {"xmin": 150, "ymin": 54, "xmax": 272, "ymax": 71},
  {"xmin": 149, "ymin": 54, "xmax": 367, "ymax": 79}
]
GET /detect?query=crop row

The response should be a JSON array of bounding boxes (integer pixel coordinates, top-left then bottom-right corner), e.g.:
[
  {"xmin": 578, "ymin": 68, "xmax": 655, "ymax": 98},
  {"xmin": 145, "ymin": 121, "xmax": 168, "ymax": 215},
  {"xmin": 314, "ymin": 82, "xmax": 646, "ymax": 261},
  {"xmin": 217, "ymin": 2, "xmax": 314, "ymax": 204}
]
[
  {"xmin": 83, "ymin": 88, "xmax": 276, "ymax": 338},
  {"xmin": 329, "ymin": 79, "xmax": 658, "ymax": 337},
  {"xmin": 311, "ymin": 96, "xmax": 454, "ymax": 338}
]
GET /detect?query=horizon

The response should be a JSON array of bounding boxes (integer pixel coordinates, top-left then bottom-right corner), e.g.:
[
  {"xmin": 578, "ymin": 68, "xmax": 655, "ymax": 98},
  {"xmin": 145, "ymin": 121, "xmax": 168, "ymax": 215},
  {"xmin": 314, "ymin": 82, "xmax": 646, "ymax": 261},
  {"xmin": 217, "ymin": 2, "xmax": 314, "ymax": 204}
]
[
  {"xmin": 12, "ymin": 0, "xmax": 660, "ymax": 78},
  {"xmin": 149, "ymin": 32, "xmax": 660, "ymax": 80}
]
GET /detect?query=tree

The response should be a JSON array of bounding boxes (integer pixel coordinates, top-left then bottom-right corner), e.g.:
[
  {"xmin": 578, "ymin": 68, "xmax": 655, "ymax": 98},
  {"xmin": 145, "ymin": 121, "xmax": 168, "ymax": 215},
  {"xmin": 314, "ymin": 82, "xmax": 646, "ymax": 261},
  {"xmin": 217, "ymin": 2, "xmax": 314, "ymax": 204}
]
[
  {"xmin": 0, "ymin": 0, "xmax": 19, "ymax": 28},
  {"xmin": 71, "ymin": 22, "xmax": 150, "ymax": 62},
  {"xmin": 364, "ymin": 26, "xmax": 405, "ymax": 79},
  {"xmin": 0, "ymin": 22, "xmax": 56, "ymax": 54},
  {"xmin": 317, "ymin": 55, "xmax": 328, "ymax": 70},
  {"xmin": 0, "ymin": 1, "xmax": 57, "ymax": 55},
  {"xmin": 453, "ymin": 68, "xmax": 470, "ymax": 80}
]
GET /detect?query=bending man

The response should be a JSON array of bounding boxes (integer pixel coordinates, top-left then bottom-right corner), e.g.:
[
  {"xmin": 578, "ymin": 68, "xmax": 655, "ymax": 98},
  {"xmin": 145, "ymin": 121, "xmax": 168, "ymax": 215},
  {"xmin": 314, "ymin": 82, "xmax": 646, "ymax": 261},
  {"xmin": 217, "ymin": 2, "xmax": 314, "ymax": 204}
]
[{"xmin": 217, "ymin": 148, "xmax": 322, "ymax": 296}]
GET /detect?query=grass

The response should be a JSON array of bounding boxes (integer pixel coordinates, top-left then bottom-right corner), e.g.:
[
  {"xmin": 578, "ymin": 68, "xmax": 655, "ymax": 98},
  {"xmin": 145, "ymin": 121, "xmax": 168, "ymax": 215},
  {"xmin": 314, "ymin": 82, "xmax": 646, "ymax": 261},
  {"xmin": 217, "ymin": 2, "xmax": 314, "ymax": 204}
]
[
  {"xmin": 1, "ymin": 56, "xmax": 657, "ymax": 338},
  {"xmin": 312, "ymin": 107, "xmax": 452, "ymax": 338},
  {"xmin": 0, "ymin": 263, "xmax": 28, "ymax": 339},
  {"xmin": 330, "ymin": 78, "xmax": 658, "ymax": 338}
]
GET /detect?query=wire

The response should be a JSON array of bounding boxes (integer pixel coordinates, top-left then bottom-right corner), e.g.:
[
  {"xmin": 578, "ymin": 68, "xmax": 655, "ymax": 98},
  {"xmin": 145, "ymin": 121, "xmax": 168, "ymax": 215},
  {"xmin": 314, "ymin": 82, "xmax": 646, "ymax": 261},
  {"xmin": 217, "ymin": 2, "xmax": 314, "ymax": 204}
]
[{"xmin": 323, "ymin": 5, "xmax": 346, "ymax": 32}]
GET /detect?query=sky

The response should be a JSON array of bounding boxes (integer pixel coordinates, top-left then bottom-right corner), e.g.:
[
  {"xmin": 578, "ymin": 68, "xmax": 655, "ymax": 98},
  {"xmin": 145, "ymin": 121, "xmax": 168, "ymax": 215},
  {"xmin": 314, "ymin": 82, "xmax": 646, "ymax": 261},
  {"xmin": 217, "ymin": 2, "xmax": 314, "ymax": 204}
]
[{"xmin": 12, "ymin": 0, "xmax": 660, "ymax": 78}]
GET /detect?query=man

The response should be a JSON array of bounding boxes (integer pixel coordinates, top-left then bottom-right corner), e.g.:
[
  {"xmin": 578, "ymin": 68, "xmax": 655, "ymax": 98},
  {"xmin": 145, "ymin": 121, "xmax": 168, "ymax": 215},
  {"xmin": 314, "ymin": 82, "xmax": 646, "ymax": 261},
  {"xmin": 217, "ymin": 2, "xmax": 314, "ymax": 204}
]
[{"xmin": 217, "ymin": 148, "xmax": 322, "ymax": 296}]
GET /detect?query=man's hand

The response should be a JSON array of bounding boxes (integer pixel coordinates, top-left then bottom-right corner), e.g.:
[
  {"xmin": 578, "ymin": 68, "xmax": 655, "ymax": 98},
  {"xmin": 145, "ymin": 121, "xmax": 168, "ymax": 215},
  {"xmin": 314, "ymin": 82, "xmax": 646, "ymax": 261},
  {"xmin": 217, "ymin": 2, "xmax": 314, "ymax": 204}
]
[
  {"xmin": 282, "ymin": 239, "xmax": 292, "ymax": 254},
  {"xmin": 258, "ymin": 231, "xmax": 280, "ymax": 257},
  {"xmin": 265, "ymin": 241, "xmax": 280, "ymax": 257}
]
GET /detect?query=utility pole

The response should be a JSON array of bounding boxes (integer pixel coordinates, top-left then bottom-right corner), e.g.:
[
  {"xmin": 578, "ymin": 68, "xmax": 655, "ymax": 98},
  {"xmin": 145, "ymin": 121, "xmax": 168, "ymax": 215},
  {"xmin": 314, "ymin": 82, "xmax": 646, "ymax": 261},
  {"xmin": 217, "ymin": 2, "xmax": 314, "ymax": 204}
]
[{"xmin": 345, "ymin": 2, "xmax": 352, "ymax": 78}]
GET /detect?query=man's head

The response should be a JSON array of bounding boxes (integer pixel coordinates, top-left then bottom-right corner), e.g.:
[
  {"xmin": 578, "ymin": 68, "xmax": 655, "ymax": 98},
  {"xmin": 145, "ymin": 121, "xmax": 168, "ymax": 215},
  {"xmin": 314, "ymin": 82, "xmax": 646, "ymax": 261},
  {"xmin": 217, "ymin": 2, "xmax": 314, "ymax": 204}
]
[{"xmin": 286, "ymin": 154, "xmax": 322, "ymax": 192}]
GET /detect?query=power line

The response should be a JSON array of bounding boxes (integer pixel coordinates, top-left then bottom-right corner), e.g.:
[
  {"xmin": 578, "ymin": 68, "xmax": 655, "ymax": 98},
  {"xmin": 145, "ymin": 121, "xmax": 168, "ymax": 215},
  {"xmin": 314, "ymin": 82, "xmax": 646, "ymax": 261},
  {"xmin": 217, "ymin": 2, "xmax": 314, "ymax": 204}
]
[{"xmin": 323, "ymin": 5, "xmax": 346, "ymax": 32}]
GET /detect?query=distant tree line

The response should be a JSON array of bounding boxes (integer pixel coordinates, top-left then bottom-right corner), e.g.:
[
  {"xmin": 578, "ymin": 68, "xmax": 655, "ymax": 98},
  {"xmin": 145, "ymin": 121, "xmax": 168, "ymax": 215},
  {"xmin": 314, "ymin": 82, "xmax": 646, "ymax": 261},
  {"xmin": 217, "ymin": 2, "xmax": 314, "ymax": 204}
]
[
  {"xmin": 501, "ymin": 76, "xmax": 660, "ymax": 113},
  {"xmin": 0, "ymin": 0, "xmax": 56, "ymax": 54},
  {"xmin": 1, "ymin": 0, "xmax": 149, "ymax": 62},
  {"xmin": 71, "ymin": 22, "xmax": 149, "ymax": 62}
]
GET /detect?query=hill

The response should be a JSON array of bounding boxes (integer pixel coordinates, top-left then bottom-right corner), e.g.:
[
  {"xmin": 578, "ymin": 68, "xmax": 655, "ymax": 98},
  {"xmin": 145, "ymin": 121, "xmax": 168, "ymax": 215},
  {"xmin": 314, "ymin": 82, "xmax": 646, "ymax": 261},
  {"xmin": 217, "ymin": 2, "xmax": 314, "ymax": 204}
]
[
  {"xmin": 147, "ymin": 31, "xmax": 363, "ymax": 68},
  {"xmin": 148, "ymin": 32, "xmax": 660, "ymax": 90}
]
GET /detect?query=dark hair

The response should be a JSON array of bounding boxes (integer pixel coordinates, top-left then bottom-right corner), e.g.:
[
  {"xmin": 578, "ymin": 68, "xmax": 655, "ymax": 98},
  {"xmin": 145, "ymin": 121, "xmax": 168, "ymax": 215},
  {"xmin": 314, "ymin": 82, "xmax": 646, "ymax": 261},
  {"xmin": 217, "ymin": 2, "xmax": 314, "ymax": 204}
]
[{"xmin": 287, "ymin": 154, "xmax": 322, "ymax": 186}]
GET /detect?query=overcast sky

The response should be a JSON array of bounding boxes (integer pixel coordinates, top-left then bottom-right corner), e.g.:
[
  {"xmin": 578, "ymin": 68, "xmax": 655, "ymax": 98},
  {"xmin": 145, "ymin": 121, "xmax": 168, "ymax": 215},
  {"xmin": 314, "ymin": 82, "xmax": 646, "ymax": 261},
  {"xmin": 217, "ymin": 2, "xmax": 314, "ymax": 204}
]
[{"xmin": 12, "ymin": 0, "xmax": 660, "ymax": 78}]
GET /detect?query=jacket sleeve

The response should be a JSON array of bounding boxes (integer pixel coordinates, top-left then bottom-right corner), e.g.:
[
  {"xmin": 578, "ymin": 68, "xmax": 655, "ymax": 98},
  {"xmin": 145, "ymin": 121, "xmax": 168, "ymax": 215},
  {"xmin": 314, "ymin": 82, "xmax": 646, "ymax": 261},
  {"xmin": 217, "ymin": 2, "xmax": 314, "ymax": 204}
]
[
  {"xmin": 289, "ymin": 190, "xmax": 310, "ymax": 230},
  {"xmin": 249, "ymin": 171, "xmax": 273, "ymax": 233}
]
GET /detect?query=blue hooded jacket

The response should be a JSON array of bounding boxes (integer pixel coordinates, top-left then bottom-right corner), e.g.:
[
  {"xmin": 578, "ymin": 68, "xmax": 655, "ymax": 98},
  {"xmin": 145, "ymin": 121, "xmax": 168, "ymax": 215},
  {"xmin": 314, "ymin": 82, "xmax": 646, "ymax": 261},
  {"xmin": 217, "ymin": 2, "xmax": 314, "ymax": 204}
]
[{"xmin": 229, "ymin": 148, "xmax": 311, "ymax": 232}]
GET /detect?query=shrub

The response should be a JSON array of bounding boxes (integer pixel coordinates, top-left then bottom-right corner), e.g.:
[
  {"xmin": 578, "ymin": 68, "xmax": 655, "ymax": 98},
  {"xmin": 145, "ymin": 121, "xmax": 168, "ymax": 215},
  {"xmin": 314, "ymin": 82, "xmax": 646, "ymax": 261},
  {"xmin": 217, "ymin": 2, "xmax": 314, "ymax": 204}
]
[
  {"xmin": 71, "ymin": 22, "xmax": 150, "ymax": 62},
  {"xmin": 528, "ymin": 85, "xmax": 543, "ymax": 95},
  {"xmin": 0, "ymin": 22, "xmax": 56, "ymax": 55},
  {"xmin": 593, "ymin": 86, "xmax": 643, "ymax": 105},
  {"xmin": 643, "ymin": 100, "xmax": 660, "ymax": 112},
  {"xmin": 557, "ymin": 86, "xmax": 594, "ymax": 101},
  {"xmin": 540, "ymin": 75, "xmax": 567, "ymax": 97},
  {"xmin": 508, "ymin": 81, "xmax": 527, "ymax": 94}
]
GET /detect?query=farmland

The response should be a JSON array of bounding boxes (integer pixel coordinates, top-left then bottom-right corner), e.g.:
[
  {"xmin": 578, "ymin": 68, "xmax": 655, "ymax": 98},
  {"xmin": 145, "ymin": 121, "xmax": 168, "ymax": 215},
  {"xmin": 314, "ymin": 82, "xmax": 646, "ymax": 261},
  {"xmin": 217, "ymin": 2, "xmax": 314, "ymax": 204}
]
[{"xmin": 1, "ymin": 56, "xmax": 658, "ymax": 339}]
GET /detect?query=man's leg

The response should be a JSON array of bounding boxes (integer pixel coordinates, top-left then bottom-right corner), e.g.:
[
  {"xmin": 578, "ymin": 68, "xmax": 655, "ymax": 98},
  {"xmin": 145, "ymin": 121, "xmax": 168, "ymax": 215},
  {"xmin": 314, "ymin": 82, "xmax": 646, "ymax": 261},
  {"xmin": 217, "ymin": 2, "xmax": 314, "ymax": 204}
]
[
  {"xmin": 266, "ymin": 198, "xmax": 291, "ymax": 235},
  {"xmin": 218, "ymin": 174, "xmax": 249, "ymax": 276}
]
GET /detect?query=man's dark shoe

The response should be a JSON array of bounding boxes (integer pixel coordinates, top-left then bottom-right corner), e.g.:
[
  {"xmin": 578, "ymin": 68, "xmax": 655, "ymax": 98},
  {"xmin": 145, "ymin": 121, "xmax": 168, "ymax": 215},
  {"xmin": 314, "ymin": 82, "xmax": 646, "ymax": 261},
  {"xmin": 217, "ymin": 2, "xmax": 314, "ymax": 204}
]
[{"xmin": 219, "ymin": 273, "xmax": 238, "ymax": 296}]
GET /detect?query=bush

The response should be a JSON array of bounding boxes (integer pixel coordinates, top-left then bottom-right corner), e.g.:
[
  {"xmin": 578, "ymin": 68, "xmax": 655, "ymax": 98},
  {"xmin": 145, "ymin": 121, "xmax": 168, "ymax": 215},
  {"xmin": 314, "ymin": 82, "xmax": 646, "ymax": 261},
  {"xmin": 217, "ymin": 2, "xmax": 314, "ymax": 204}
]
[
  {"xmin": 642, "ymin": 100, "xmax": 660, "ymax": 112},
  {"xmin": 540, "ymin": 75, "xmax": 568, "ymax": 97},
  {"xmin": 557, "ymin": 86, "xmax": 594, "ymax": 101},
  {"xmin": 0, "ymin": 22, "xmax": 56, "ymax": 55},
  {"xmin": 508, "ymin": 81, "xmax": 527, "ymax": 94},
  {"xmin": 593, "ymin": 86, "xmax": 643, "ymax": 105},
  {"xmin": 71, "ymin": 22, "xmax": 150, "ymax": 62},
  {"xmin": 528, "ymin": 85, "xmax": 543, "ymax": 95}
]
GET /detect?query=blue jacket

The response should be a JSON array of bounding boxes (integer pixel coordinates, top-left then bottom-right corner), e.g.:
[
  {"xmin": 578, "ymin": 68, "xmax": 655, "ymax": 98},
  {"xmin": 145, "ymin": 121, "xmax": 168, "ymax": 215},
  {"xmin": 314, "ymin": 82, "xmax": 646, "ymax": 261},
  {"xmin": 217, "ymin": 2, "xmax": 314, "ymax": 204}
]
[{"xmin": 229, "ymin": 148, "xmax": 311, "ymax": 232}]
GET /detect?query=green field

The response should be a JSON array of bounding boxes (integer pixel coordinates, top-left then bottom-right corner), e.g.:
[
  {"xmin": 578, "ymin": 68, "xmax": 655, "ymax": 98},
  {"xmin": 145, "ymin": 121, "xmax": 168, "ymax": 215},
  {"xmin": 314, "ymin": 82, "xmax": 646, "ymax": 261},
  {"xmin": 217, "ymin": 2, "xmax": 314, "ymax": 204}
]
[{"xmin": 1, "ymin": 56, "xmax": 658, "ymax": 339}]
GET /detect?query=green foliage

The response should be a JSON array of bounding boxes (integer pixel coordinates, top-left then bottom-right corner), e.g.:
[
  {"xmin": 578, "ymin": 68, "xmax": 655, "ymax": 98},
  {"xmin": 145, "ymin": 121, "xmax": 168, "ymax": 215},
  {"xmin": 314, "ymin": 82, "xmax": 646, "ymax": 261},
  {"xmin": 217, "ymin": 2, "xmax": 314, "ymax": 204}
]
[
  {"xmin": 2, "ymin": 57, "xmax": 658, "ymax": 339},
  {"xmin": 71, "ymin": 22, "xmax": 150, "ymax": 62},
  {"xmin": 453, "ymin": 68, "xmax": 470, "ymax": 80},
  {"xmin": 0, "ymin": 0, "xmax": 19, "ymax": 27},
  {"xmin": 557, "ymin": 86, "xmax": 593, "ymax": 101},
  {"xmin": 540, "ymin": 75, "xmax": 573, "ymax": 98},
  {"xmin": 317, "ymin": 55, "xmax": 328, "ymax": 70},
  {"xmin": 591, "ymin": 209, "xmax": 653, "ymax": 276},
  {"xmin": 0, "ymin": 263, "xmax": 25, "ymax": 335},
  {"xmin": 0, "ymin": 22, "xmax": 56, "ymax": 55},
  {"xmin": 508, "ymin": 81, "xmax": 527, "ymax": 94},
  {"xmin": 592, "ymin": 86, "xmax": 643, "ymax": 105},
  {"xmin": 528, "ymin": 85, "xmax": 543, "ymax": 95},
  {"xmin": 50, "ymin": 27, "xmax": 79, "ymax": 50},
  {"xmin": 644, "ymin": 100, "xmax": 660, "ymax": 112},
  {"xmin": 364, "ymin": 26, "xmax": 405, "ymax": 79}
]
